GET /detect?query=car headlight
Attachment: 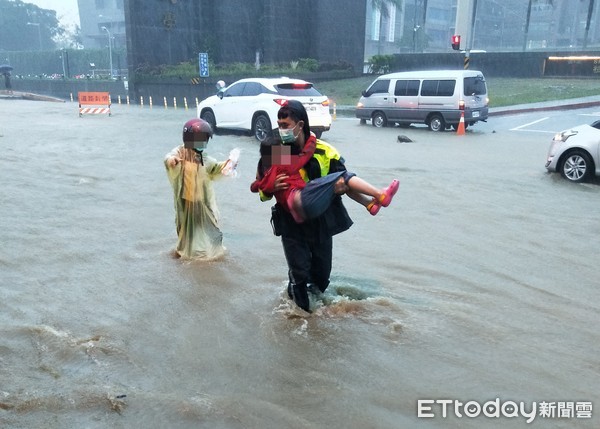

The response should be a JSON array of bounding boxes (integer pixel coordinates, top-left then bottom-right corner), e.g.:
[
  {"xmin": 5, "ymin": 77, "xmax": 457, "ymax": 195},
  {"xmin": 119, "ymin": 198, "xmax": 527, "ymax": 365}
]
[{"xmin": 553, "ymin": 130, "xmax": 577, "ymax": 142}]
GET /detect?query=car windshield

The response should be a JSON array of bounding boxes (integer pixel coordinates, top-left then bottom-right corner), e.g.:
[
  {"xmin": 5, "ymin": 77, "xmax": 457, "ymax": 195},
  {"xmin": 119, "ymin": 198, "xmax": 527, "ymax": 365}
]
[
  {"xmin": 464, "ymin": 76, "xmax": 487, "ymax": 96},
  {"xmin": 364, "ymin": 79, "xmax": 390, "ymax": 96},
  {"xmin": 275, "ymin": 83, "xmax": 323, "ymax": 97}
]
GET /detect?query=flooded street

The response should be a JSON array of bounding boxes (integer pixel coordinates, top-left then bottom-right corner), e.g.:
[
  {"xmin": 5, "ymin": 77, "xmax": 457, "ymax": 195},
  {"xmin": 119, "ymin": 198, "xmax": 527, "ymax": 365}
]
[{"xmin": 1, "ymin": 99, "xmax": 599, "ymax": 428}]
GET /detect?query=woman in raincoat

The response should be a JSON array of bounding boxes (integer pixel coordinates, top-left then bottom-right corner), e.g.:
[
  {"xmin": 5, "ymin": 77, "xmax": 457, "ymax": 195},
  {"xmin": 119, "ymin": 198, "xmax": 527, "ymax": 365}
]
[{"xmin": 164, "ymin": 118, "xmax": 233, "ymax": 260}]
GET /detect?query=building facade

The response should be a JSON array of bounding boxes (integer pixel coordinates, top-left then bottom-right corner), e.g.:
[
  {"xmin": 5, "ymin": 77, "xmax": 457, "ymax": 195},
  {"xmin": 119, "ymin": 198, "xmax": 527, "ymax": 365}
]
[
  {"xmin": 78, "ymin": 0, "xmax": 126, "ymax": 50},
  {"xmin": 363, "ymin": 0, "xmax": 600, "ymax": 60},
  {"xmin": 120, "ymin": 0, "xmax": 367, "ymax": 76},
  {"xmin": 76, "ymin": 0, "xmax": 598, "ymax": 76}
]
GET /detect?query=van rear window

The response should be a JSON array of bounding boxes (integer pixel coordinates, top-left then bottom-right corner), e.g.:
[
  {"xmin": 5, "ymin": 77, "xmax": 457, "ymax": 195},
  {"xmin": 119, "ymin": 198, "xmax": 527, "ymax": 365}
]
[
  {"xmin": 421, "ymin": 80, "xmax": 455, "ymax": 97},
  {"xmin": 464, "ymin": 76, "xmax": 487, "ymax": 96}
]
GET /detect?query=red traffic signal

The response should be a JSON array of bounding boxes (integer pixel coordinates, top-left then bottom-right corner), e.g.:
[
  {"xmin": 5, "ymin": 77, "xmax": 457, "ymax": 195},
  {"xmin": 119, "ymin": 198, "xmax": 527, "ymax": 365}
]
[{"xmin": 451, "ymin": 34, "xmax": 461, "ymax": 50}]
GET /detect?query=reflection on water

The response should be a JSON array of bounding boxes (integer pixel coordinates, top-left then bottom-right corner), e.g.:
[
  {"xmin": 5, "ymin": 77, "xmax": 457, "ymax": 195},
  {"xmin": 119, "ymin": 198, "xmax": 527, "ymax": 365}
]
[{"xmin": 1, "ymin": 101, "xmax": 599, "ymax": 428}]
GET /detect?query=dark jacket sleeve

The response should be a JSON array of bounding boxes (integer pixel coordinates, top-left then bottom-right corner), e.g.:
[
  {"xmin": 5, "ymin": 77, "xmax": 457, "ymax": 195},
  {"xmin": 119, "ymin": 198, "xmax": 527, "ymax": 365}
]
[{"xmin": 328, "ymin": 155, "xmax": 347, "ymax": 174}]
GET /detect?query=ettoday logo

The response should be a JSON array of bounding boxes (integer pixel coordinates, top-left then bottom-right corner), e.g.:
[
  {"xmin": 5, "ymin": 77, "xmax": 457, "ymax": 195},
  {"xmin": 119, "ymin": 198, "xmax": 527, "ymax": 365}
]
[{"xmin": 417, "ymin": 399, "xmax": 593, "ymax": 423}]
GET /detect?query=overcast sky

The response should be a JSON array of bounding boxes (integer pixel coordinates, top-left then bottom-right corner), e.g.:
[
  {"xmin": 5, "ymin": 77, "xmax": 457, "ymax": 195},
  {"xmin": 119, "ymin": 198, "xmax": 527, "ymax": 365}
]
[{"xmin": 27, "ymin": 0, "xmax": 80, "ymax": 28}]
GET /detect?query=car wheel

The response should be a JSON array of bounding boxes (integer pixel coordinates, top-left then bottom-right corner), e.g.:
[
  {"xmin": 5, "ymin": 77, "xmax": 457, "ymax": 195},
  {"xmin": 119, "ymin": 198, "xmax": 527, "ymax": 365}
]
[
  {"xmin": 560, "ymin": 150, "xmax": 593, "ymax": 183},
  {"xmin": 372, "ymin": 111, "xmax": 387, "ymax": 128},
  {"xmin": 253, "ymin": 113, "xmax": 272, "ymax": 143},
  {"xmin": 428, "ymin": 114, "xmax": 445, "ymax": 132},
  {"xmin": 314, "ymin": 130, "xmax": 323, "ymax": 139},
  {"xmin": 200, "ymin": 110, "xmax": 217, "ymax": 131}
]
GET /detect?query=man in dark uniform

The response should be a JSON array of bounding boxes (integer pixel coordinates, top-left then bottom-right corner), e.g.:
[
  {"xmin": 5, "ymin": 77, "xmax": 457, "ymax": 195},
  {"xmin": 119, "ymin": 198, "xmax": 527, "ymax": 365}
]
[{"xmin": 255, "ymin": 100, "xmax": 357, "ymax": 312}]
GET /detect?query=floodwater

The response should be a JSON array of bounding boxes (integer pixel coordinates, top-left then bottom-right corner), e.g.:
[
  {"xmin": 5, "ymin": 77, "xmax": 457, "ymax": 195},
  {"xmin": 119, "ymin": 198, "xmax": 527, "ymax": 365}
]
[{"xmin": 1, "ymin": 100, "xmax": 599, "ymax": 429}]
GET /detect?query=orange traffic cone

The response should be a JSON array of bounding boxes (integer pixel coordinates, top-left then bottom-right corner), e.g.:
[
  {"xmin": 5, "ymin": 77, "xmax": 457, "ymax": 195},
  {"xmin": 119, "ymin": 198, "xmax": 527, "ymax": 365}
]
[{"xmin": 456, "ymin": 112, "xmax": 465, "ymax": 136}]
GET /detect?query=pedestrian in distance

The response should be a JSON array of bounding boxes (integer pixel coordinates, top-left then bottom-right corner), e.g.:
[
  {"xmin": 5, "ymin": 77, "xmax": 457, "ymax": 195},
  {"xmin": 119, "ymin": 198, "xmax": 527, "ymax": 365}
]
[
  {"xmin": 216, "ymin": 80, "xmax": 226, "ymax": 95},
  {"xmin": 3, "ymin": 71, "xmax": 12, "ymax": 94}
]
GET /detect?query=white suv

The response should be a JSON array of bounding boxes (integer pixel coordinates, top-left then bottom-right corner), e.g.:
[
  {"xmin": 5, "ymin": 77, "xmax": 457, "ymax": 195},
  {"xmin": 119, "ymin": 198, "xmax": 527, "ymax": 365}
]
[{"xmin": 197, "ymin": 77, "xmax": 332, "ymax": 142}]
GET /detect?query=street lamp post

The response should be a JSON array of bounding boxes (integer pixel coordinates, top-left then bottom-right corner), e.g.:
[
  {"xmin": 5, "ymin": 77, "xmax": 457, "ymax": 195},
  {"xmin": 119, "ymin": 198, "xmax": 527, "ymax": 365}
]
[
  {"xmin": 101, "ymin": 26, "xmax": 113, "ymax": 79},
  {"xmin": 60, "ymin": 49, "xmax": 66, "ymax": 79},
  {"xmin": 26, "ymin": 22, "xmax": 42, "ymax": 51},
  {"xmin": 413, "ymin": 25, "xmax": 421, "ymax": 53}
]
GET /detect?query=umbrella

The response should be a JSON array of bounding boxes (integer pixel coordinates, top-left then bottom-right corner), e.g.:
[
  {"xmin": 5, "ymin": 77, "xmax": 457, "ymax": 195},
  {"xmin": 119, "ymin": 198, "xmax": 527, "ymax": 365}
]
[{"xmin": 0, "ymin": 64, "xmax": 14, "ymax": 73}]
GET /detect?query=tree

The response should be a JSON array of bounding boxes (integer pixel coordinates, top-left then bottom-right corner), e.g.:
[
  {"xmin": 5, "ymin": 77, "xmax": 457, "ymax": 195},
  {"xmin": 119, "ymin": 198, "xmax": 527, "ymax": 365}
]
[
  {"xmin": 371, "ymin": 0, "xmax": 403, "ymax": 55},
  {"xmin": 0, "ymin": 0, "xmax": 64, "ymax": 51},
  {"xmin": 54, "ymin": 24, "xmax": 83, "ymax": 49}
]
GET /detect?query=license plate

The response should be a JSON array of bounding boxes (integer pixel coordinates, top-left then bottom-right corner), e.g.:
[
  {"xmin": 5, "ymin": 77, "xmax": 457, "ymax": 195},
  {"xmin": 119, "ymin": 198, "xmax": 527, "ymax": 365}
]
[
  {"xmin": 306, "ymin": 105, "xmax": 317, "ymax": 111},
  {"xmin": 472, "ymin": 111, "xmax": 480, "ymax": 118}
]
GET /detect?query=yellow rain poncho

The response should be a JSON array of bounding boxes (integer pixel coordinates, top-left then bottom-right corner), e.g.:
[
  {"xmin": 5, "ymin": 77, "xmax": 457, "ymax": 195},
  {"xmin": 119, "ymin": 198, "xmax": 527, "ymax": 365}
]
[{"xmin": 164, "ymin": 145, "xmax": 229, "ymax": 260}]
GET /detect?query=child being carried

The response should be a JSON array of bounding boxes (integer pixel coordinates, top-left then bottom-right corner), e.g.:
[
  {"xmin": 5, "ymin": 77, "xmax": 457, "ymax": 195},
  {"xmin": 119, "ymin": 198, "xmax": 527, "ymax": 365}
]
[{"xmin": 251, "ymin": 137, "xmax": 399, "ymax": 223}]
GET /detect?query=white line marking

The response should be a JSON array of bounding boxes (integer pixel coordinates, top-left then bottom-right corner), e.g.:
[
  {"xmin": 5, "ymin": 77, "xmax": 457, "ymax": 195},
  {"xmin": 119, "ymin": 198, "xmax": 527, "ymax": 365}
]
[
  {"xmin": 511, "ymin": 129, "xmax": 556, "ymax": 134},
  {"xmin": 510, "ymin": 117, "xmax": 549, "ymax": 131}
]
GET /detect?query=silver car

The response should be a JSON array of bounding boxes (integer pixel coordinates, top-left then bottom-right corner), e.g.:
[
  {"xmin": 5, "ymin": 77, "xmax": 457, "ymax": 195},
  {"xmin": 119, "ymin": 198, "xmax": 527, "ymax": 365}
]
[{"xmin": 546, "ymin": 120, "xmax": 600, "ymax": 183}]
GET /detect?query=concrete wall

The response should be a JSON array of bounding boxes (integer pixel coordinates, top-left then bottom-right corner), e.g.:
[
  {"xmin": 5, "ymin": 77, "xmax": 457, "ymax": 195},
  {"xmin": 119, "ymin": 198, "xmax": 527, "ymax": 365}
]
[
  {"xmin": 8, "ymin": 71, "xmax": 353, "ymax": 105},
  {"xmin": 9, "ymin": 79, "xmax": 130, "ymax": 102},
  {"xmin": 10, "ymin": 51, "xmax": 599, "ymax": 103}
]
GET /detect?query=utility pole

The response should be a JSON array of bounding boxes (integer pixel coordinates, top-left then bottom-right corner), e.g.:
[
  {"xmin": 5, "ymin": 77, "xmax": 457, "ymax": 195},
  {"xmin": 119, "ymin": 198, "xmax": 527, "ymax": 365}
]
[
  {"xmin": 413, "ymin": 0, "xmax": 419, "ymax": 53},
  {"xmin": 454, "ymin": 0, "xmax": 475, "ymax": 49},
  {"xmin": 583, "ymin": 0, "xmax": 596, "ymax": 49},
  {"xmin": 454, "ymin": 0, "xmax": 477, "ymax": 69},
  {"xmin": 61, "ymin": 49, "xmax": 66, "ymax": 78},
  {"xmin": 523, "ymin": 0, "xmax": 532, "ymax": 51},
  {"xmin": 101, "ymin": 26, "xmax": 113, "ymax": 79}
]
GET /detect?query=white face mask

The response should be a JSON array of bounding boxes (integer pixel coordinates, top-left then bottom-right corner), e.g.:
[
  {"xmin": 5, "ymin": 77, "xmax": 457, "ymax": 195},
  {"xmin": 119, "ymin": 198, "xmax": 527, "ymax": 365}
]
[{"xmin": 278, "ymin": 123, "xmax": 301, "ymax": 144}]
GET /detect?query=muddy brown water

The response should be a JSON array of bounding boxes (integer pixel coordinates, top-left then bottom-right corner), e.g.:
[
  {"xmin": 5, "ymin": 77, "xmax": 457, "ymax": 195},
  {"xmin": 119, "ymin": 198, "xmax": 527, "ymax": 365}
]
[{"xmin": 1, "ymin": 100, "xmax": 598, "ymax": 428}]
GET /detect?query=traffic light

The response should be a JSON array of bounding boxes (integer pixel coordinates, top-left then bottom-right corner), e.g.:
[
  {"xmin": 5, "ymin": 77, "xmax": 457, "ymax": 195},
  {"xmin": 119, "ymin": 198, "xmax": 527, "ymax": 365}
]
[{"xmin": 451, "ymin": 34, "xmax": 461, "ymax": 51}]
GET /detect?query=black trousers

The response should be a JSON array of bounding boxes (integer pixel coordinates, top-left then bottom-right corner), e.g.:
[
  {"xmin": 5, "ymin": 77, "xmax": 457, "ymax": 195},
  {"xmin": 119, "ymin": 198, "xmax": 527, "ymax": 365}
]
[{"xmin": 281, "ymin": 234, "xmax": 332, "ymax": 293}]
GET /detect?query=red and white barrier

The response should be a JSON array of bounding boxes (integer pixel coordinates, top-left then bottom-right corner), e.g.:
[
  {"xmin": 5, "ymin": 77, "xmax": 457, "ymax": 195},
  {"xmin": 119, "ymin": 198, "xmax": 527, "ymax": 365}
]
[
  {"xmin": 79, "ymin": 107, "xmax": 111, "ymax": 115},
  {"xmin": 78, "ymin": 92, "xmax": 111, "ymax": 117}
]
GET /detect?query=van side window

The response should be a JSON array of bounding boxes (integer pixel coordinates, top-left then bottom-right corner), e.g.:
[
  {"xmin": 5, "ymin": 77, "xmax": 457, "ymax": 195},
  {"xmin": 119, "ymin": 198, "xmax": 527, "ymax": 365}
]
[
  {"xmin": 394, "ymin": 80, "xmax": 420, "ymax": 96},
  {"xmin": 365, "ymin": 79, "xmax": 390, "ymax": 96},
  {"xmin": 464, "ymin": 76, "xmax": 487, "ymax": 96},
  {"xmin": 421, "ymin": 80, "xmax": 456, "ymax": 97}
]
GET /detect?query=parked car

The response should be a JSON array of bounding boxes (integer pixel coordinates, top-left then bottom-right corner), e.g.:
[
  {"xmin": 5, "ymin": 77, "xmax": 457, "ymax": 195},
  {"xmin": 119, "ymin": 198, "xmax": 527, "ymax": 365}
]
[
  {"xmin": 546, "ymin": 120, "xmax": 600, "ymax": 183},
  {"xmin": 197, "ymin": 77, "xmax": 331, "ymax": 143},
  {"xmin": 355, "ymin": 70, "xmax": 489, "ymax": 131}
]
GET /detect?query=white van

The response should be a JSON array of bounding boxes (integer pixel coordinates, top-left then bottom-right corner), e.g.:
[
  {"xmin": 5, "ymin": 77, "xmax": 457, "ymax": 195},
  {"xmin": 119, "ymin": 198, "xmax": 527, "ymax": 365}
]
[{"xmin": 355, "ymin": 70, "xmax": 489, "ymax": 131}]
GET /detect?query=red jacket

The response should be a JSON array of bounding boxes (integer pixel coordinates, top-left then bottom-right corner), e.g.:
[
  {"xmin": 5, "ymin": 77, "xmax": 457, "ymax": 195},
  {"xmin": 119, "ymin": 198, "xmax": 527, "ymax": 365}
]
[{"xmin": 250, "ymin": 135, "xmax": 317, "ymax": 211}]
